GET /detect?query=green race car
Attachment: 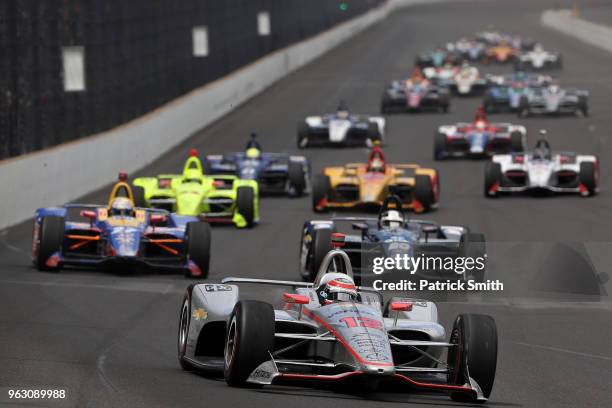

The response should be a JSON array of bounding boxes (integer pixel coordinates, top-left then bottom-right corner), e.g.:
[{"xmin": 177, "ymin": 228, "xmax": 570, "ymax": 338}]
[{"xmin": 133, "ymin": 150, "xmax": 259, "ymax": 228}]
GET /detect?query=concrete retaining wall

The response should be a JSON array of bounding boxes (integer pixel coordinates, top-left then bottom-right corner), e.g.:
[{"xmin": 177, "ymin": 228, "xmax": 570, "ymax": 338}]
[{"xmin": 542, "ymin": 9, "xmax": 612, "ymax": 55}]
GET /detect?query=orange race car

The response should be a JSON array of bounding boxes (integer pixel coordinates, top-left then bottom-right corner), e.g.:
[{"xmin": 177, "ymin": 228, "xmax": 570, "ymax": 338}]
[
  {"xmin": 311, "ymin": 146, "xmax": 439, "ymax": 213},
  {"xmin": 483, "ymin": 41, "xmax": 519, "ymax": 64}
]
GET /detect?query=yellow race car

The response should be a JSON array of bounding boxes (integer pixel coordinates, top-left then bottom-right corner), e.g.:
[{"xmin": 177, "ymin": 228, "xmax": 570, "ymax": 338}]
[{"xmin": 311, "ymin": 146, "xmax": 439, "ymax": 213}]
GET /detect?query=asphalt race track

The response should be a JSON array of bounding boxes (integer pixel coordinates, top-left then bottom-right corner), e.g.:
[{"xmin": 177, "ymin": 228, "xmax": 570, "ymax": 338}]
[{"xmin": 1, "ymin": 1, "xmax": 612, "ymax": 407}]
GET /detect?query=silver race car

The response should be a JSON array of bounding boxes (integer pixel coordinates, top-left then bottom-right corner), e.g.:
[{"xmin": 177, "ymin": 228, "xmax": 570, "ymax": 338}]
[
  {"xmin": 518, "ymin": 84, "xmax": 589, "ymax": 117},
  {"xmin": 485, "ymin": 136, "xmax": 599, "ymax": 197},
  {"xmin": 515, "ymin": 44, "xmax": 562, "ymax": 71},
  {"xmin": 297, "ymin": 102, "xmax": 385, "ymax": 148},
  {"xmin": 177, "ymin": 249, "xmax": 498, "ymax": 403}
]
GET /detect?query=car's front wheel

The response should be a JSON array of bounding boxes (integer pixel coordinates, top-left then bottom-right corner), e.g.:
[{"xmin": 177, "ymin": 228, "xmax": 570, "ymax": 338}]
[
  {"xmin": 236, "ymin": 186, "xmax": 256, "ymax": 228},
  {"xmin": 288, "ymin": 162, "xmax": 306, "ymax": 197},
  {"xmin": 177, "ymin": 286, "xmax": 195, "ymax": 370},
  {"xmin": 224, "ymin": 300, "xmax": 275, "ymax": 387},
  {"xmin": 447, "ymin": 314, "xmax": 498, "ymax": 403},
  {"xmin": 34, "ymin": 216, "xmax": 65, "ymax": 272}
]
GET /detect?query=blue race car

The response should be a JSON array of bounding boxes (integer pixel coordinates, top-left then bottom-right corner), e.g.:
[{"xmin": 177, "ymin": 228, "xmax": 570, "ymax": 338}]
[
  {"xmin": 298, "ymin": 196, "xmax": 486, "ymax": 283},
  {"xmin": 32, "ymin": 174, "xmax": 211, "ymax": 278},
  {"xmin": 483, "ymin": 72, "xmax": 551, "ymax": 113},
  {"xmin": 204, "ymin": 133, "xmax": 310, "ymax": 196}
]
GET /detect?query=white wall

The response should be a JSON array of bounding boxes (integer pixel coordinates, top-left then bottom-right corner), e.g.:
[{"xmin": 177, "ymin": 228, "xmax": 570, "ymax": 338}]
[
  {"xmin": 0, "ymin": 0, "xmax": 443, "ymax": 230},
  {"xmin": 542, "ymin": 9, "xmax": 612, "ymax": 55}
]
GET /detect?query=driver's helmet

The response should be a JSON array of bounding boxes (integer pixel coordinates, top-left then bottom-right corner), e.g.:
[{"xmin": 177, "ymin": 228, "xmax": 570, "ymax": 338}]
[
  {"xmin": 316, "ymin": 273, "xmax": 358, "ymax": 305},
  {"xmin": 410, "ymin": 67, "xmax": 424, "ymax": 81},
  {"xmin": 533, "ymin": 43, "xmax": 543, "ymax": 52},
  {"xmin": 109, "ymin": 197, "xmax": 134, "ymax": 217},
  {"xmin": 548, "ymin": 84, "xmax": 560, "ymax": 94},
  {"xmin": 336, "ymin": 101, "xmax": 350, "ymax": 119},
  {"xmin": 246, "ymin": 147, "xmax": 260, "ymax": 159},
  {"xmin": 367, "ymin": 147, "xmax": 386, "ymax": 173},
  {"xmin": 474, "ymin": 105, "xmax": 488, "ymax": 122},
  {"xmin": 245, "ymin": 132, "xmax": 261, "ymax": 151},
  {"xmin": 379, "ymin": 209, "xmax": 404, "ymax": 230},
  {"xmin": 533, "ymin": 137, "xmax": 551, "ymax": 160}
]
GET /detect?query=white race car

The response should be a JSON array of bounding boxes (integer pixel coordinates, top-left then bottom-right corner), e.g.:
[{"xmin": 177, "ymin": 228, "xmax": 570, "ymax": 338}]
[
  {"xmin": 424, "ymin": 64, "xmax": 487, "ymax": 96},
  {"xmin": 485, "ymin": 137, "xmax": 598, "ymax": 197},
  {"xmin": 298, "ymin": 103, "xmax": 385, "ymax": 148},
  {"xmin": 515, "ymin": 44, "xmax": 562, "ymax": 71}
]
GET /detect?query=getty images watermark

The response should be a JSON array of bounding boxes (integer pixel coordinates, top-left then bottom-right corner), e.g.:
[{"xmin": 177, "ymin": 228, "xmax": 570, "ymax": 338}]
[{"xmin": 369, "ymin": 254, "xmax": 504, "ymax": 292}]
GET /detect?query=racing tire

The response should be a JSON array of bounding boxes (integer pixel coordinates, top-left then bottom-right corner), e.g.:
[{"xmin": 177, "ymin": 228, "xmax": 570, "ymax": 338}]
[
  {"xmin": 35, "ymin": 215, "xmax": 65, "ymax": 272},
  {"xmin": 202, "ymin": 159, "xmax": 214, "ymax": 175},
  {"xmin": 312, "ymin": 174, "xmax": 331, "ymax": 213},
  {"xmin": 447, "ymin": 314, "xmax": 498, "ymax": 403},
  {"xmin": 484, "ymin": 161, "xmax": 502, "ymax": 198},
  {"xmin": 288, "ymin": 162, "xmax": 307, "ymax": 197},
  {"xmin": 510, "ymin": 131, "xmax": 524, "ymax": 153},
  {"xmin": 177, "ymin": 285, "xmax": 195, "ymax": 370},
  {"xmin": 367, "ymin": 122, "xmax": 382, "ymax": 146},
  {"xmin": 297, "ymin": 121, "xmax": 310, "ymax": 149},
  {"xmin": 381, "ymin": 94, "xmax": 392, "ymax": 114},
  {"xmin": 224, "ymin": 300, "xmax": 275, "ymax": 387},
  {"xmin": 517, "ymin": 97, "xmax": 530, "ymax": 118},
  {"xmin": 483, "ymin": 93, "xmax": 495, "ymax": 114},
  {"xmin": 556, "ymin": 55, "xmax": 563, "ymax": 70},
  {"xmin": 577, "ymin": 97, "xmax": 589, "ymax": 117},
  {"xmin": 579, "ymin": 162, "xmax": 598, "ymax": 196},
  {"xmin": 307, "ymin": 228, "xmax": 332, "ymax": 281},
  {"xmin": 185, "ymin": 222, "xmax": 211, "ymax": 278},
  {"xmin": 132, "ymin": 186, "xmax": 146, "ymax": 208},
  {"xmin": 414, "ymin": 174, "xmax": 436, "ymax": 212},
  {"xmin": 236, "ymin": 186, "xmax": 256, "ymax": 228},
  {"xmin": 434, "ymin": 132, "xmax": 447, "ymax": 160},
  {"xmin": 459, "ymin": 233, "xmax": 486, "ymax": 283},
  {"xmin": 439, "ymin": 95, "xmax": 450, "ymax": 113}
]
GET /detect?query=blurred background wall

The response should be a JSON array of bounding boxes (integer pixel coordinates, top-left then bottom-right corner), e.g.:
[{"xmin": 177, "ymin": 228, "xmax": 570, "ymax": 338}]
[{"xmin": 0, "ymin": 0, "xmax": 383, "ymax": 159}]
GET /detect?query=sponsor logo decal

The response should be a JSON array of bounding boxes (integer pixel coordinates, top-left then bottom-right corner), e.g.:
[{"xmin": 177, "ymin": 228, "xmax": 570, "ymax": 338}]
[{"xmin": 192, "ymin": 308, "xmax": 208, "ymax": 320}]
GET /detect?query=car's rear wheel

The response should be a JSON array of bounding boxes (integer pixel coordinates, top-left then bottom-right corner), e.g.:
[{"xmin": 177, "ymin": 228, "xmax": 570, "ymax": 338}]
[
  {"xmin": 414, "ymin": 174, "xmax": 436, "ymax": 212},
  {"xmin": 447, "ymin": 314, "xmax": 498, "ymax": 402},
  {"xmin": 579, "ymin": 162, "xmax": 598, "ymax": 196},
  {"xmin": 297, "ymin": 121, "xmax": 310, "ymax": 149},
  {"xmin": 518, "ymin": 97, "xmax": 530, "ymax": 118},
  {"xmin": 367, "ymin": 122, "xmax": 382, "ymax": 146},
  {"xmin": 381, "ymin": 93, "xmax": 392, "ymax": 114},
  {"xmin": 459, "ymin": 233, "xmax": 486, "ymax": 283},
  {"xmin": 510, "ymin": 131, "xmax": 524, "ymax": 152},
  {"xmin": 132, "ymin": 186, "xmax": 146, "ymax": 208},
  {"xmin": 483, "ymin": 92, "xmax": 495, "ymax": 114},
  {"xmin": 434, "ymin": 132, "xmax": 447, "ymax": 160},
  {"xmin": 307, "ymin": 228, "xmax": 332, "ymax": 281},
  {"xmin": 439, "ymin": 95, "xmax": 450, "ymax": 113},
  {"xmin": 185, "ymin": 222, "xmax": 211, "ymax": 278},
  {"xmin": 288, "ymin": 162, "xmax": 306, "ymax": 197},
  {"xmin": 35, "ymin": 216, "xmax": 65, "ymax": 272},
  {"xmin": 577, "ymin": 97, "xmax": 589, "ymax": 117},
  {"xmin": 484, "ymin": 162, "xmax": 502, "ymax": 197},
  {"xmin": 236, "ymin": 186, "xmax": 256, "ymax": 228},
  {"xmin": 224, "ymin": 300, "xmax": 275, "ymax": 387},
  {"xmin": 312, "ymin": 174, "xmax": 331, "ymax": 213}
]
